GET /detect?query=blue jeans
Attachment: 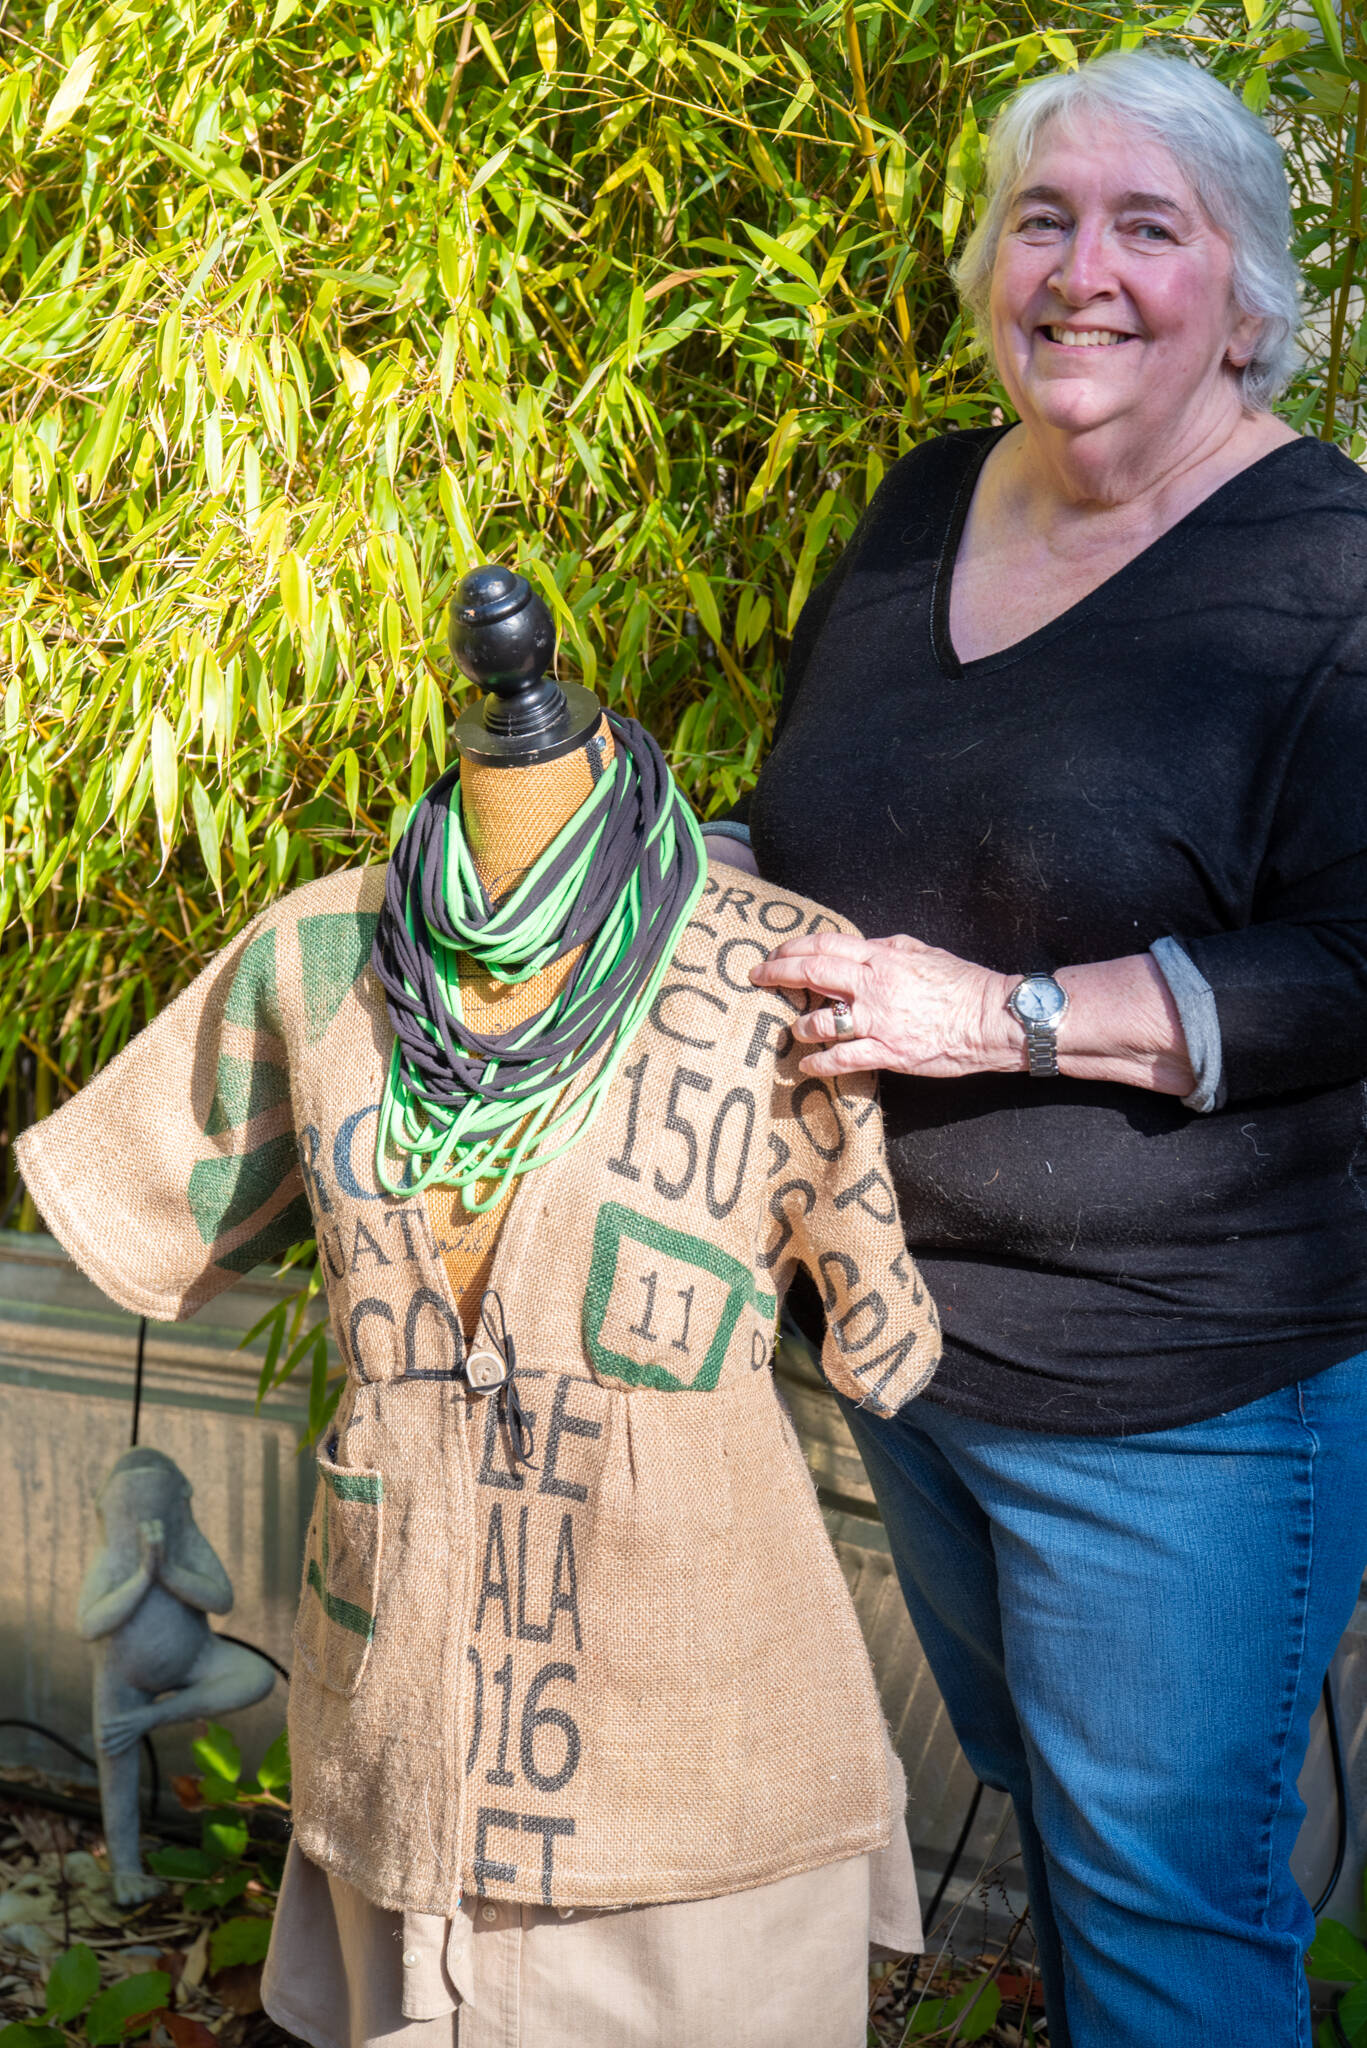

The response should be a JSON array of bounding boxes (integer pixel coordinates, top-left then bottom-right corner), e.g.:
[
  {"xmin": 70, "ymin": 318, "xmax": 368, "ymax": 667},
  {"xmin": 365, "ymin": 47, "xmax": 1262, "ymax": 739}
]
[{"xmin": 842, "ymin": 1351, "xmax": 1367, "ymax": 2048}]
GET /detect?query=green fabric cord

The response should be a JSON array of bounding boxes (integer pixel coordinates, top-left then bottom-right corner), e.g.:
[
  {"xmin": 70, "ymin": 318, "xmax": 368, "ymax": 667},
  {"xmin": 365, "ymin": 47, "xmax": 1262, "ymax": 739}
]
[{"xmin": 374, "ymin": 735, "xmax": 706, "ymax": 1213}]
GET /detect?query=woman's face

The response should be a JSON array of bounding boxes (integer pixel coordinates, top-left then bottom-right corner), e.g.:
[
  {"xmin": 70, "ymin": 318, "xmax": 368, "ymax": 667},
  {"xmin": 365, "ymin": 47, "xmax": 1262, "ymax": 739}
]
[{"xmin": 988, "ymin": 117, "xmax": 1261, "ymax": 453}]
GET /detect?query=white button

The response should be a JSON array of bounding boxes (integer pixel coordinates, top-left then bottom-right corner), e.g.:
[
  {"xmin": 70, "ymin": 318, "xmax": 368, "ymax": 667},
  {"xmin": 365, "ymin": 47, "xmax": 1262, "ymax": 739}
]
[
  {"xmin": 402, "ymin": 1949, "xmax": 419, "ymax": 1968},
  {"xmin": 480, "ymin": 1903, "xmax": 499, "ymax": 1923},
  {"xmin": 557, "ymin": 1907, "xmax": 574, "ymax": 1920}
]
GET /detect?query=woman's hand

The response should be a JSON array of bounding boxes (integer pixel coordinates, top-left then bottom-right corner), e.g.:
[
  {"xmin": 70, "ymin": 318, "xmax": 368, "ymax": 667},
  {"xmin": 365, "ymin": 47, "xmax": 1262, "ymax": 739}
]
[
  {"xmin": 749, "ymin": 932, "xmax": 1199, "ymax": 1094},
  {"xmin": 749, "ymin": 931, "xmax": 1015, "ymax": 1080}
]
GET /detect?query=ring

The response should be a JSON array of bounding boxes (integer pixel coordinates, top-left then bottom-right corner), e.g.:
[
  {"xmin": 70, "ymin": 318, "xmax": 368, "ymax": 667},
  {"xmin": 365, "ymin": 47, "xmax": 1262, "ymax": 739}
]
[{"xmin": 830, "ymin": 999, "xmax": 857, "ymax": 1040}]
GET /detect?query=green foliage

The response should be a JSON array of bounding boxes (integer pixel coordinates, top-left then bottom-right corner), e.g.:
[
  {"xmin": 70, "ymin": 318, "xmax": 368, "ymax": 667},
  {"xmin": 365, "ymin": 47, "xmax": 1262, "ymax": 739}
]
[
  {"xmin": 208, "ymin": 1914, "xmax": 273, "ymax": 1970},
  {"xmin": 901, "ymin": 1975, "xmax": 1002, "ymax": 2040},
  {"xmin": 82, "ymin": 1973, "xmax": 172, "ymax": 2047},
  {"xmin": 145, "ymin": 1721, "xmax": 290, "ymax": 1961},
  {"xmin": 1307, "ymin": 1915, "xmax": 1367, "ymax": 1982},
  {"xmin": 18, "ymin": 1953, "xmax": 170, "ymax": 2048},
  {"xmin": 0, "ymin": 0, "xmax": 1363, "ymax": 1176},
  {"xmin": 255, "ymin": 1726, "xmax": 292, "ymax": 1793},
  {"xmin": 191, "ymin": 1722, "xmax": 242, "ymax": 1785},
  {"xmin": 43, "ymin": 1941, "xmax": 100, "ymax": 2024},
  {"xmin": 1308, "ymin": 1900, "xmax": 1367, "ymax": 2047}
]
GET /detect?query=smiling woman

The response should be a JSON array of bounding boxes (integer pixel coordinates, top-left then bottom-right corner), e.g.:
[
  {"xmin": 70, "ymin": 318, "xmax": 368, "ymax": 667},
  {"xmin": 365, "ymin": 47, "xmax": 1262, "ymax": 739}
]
[{"xmin": 713, "ymin": 47, "xmax": 1367, "ymax": 2048}]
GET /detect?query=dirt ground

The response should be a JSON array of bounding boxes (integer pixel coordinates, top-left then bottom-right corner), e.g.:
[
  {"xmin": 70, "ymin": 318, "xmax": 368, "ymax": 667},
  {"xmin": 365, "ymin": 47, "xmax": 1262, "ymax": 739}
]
[{"xmin": 0, "ymin": 1778, "xmax": 296, "ymax": 2046}]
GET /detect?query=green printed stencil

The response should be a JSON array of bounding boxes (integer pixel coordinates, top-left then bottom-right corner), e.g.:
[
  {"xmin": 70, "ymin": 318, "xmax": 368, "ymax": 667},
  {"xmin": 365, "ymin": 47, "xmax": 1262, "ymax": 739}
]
[
  {"xmin": 222, "ymin": 927, "xmax": 282, "ymax": 1035},
  {"xmin": 321, "ymin": 1465, "xmax": 383, "ymax": 1505},
  {"xmin": 584, "ymin": 1201, "xmax": 776, "ymax": 1393},
  {"xmin": 306, "ymin": 1480, "xmax": 378, "ymax": 1642},
  {"xmin": 188, "ymin": 1132, "xmax": 300, "ymax": 1247},
  {"xmin": 213, "ymin": 1194, "xmax": 314, "ymax": 1274},
  {"xmin": 203, "ymin": 1053, "xmax": 291, "ymax": 1135},
  {"xmin": 298, "ymin": 911, "xmax": 380, "ymax": 1045}
]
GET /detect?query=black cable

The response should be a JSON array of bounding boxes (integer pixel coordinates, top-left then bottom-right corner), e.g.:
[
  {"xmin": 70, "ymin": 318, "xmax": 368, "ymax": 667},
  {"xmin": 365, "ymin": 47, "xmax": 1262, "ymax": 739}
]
[
  {"xmin": 925, "ymin": 1778, "xmax": 985, "ymax": 1932},
  {"xmin": 1313, "ymin": 1669, "xmax": 1348, "ymax": 1917},
  {"xmin": 129, "ymin": 1315, "xmax": 148, "ymax": 1449},
  {"xmin": 0, "ymin": 1172, "xmax": 25, "ymax": 1231},
  {"xmin": 0, "ymin": 1773, "xmax": 290, "ymax": 1845},
  {"xmin": 0, "ymin": 1719, "xmax": 160, "ymax": 1818},
  {"xmin": 372, "ymin": 712, "xmax": 700, "ymax": 1121},
  {"xmin": 213, "ymin": 1632, "xmax": 291, "ymax": 1684}
]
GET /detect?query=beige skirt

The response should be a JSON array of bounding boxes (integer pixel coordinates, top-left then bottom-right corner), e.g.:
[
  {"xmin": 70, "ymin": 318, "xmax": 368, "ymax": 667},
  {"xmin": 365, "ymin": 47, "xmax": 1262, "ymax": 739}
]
[{"xmin": 262, "ymin": 1789, "xmax": 920, "ymax": 2048}]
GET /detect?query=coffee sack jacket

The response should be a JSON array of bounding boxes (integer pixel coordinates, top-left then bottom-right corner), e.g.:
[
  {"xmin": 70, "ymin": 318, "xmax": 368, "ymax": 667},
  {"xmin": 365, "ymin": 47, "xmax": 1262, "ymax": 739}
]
[{"xmin": 17, "ymin": 861, "xmax": 941, "ymax": 1918}]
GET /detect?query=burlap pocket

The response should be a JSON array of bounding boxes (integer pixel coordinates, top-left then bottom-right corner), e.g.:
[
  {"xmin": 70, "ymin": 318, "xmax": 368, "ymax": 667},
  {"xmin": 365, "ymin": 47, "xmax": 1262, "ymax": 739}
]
[{"xmin": 293, "ymin": 1439, "xmax": 384, "ymax": 1697}]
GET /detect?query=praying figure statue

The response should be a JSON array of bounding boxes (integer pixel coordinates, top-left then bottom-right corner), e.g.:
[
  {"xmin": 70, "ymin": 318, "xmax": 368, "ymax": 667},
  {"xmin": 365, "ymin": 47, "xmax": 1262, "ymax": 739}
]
[{"xmin": 77, "ymin": 1446, "xmax": 276, "ymax": 1903}]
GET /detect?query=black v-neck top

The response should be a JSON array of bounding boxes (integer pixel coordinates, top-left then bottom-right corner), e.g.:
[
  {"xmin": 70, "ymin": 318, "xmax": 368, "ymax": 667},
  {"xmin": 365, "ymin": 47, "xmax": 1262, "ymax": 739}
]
[{"xmin": 744, "ymin": 427, "xmax": 1367, "ymax": 1434}]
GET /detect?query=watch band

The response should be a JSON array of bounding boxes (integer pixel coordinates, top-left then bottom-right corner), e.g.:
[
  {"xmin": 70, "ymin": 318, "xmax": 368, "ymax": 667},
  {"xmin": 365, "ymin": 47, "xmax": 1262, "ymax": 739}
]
[
  {"xmin": 1021, "ymin": 1019, "xmax": 1062, "ymax": 1078},
  {"xmin": 1006, "ymin": 974, "xmax": 1069, "ymax": 1078}
]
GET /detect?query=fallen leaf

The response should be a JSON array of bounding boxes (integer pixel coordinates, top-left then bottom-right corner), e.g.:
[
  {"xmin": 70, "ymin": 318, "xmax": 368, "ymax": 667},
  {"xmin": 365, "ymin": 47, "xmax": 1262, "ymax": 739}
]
[
  {"xmin": 62, "ymin": 1853, "xmax": 108, "ymax": 1895},
  {"xmin": 205, "ymin": 1961, "xmax": 262, "ymax": 2015},
  {"xmin": 156, "ymin": 1949, "xmax": 187, "ymax": 1988},
  {"xmin": 0, "ymin": 1889, "xmax": 57, "ymax": 1927},
  {"xmin": 153, "ymin": 2012, "xmax": 218, "ymax": 2048},
  {"xmin": 181, "ymin": 1928, "xmax": 209, "ymax": 1992},
  {"xmin": 643, "ymin": 267, "xmax": 711, "ymax": 301},
  {"xmin": 1, "ymin": 1925, "xmax": 59, "ymax": 1961},
  {"xmin": 996, "ymin": 1969, "xmax": 1045, "ymax": 2009},
  {"xmin": 171, "ymin": 1780, "xmax": 204, "ymax": 1815}
]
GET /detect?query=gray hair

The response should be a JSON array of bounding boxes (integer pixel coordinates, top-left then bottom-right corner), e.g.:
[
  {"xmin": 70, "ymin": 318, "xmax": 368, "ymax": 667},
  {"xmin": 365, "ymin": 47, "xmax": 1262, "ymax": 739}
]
[{"xmin": 952, "ymin": 50, "xmax": 1301, "ymax": 409}]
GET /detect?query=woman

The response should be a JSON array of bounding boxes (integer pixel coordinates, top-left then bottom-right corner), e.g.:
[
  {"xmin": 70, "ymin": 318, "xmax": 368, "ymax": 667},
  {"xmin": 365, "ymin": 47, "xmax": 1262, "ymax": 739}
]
[{"xmin": 707, "ymin": 49, "xmax": 1367, "ymax": 2048}]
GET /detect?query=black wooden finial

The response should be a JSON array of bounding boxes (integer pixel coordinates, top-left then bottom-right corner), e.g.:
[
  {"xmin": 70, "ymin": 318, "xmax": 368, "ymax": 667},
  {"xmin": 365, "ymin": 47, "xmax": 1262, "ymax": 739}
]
[{"xmin": 448, "ymin": 566, "xmax": 600, "ymax": 766}]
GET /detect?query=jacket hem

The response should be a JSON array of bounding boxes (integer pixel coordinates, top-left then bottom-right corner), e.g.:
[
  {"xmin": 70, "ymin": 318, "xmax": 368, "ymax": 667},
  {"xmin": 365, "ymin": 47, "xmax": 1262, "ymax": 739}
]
[{"xmin": 288, "ymin": 1814, "xmax": 893, "ymax": 1920}]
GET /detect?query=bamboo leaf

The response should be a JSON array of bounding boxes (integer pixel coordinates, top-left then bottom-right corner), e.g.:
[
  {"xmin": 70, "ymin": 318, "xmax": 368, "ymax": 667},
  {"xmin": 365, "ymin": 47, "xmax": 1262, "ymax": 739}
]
[
  {"xmin": 191, "ymin": 777, "xmax": 222, "ymax": 894},
  {"xmin": 150, "ymin": 708, "xmax": 179, "ymax": 858},
  {"xmin": 39, "ymin": 42, "xmax": 101, "ymax": 142},
  {"xmin": 684, "ymin": 568, "xmax": 723, "ymax": 645},
  {"xmin": 626, "ymin": 285, "xmax": 647, "ymax": 361},
  {"xmin": 279, "ymin": 552, "xmax": 315, "ymax": 638},
  {"xmin": 1306, "ymin": 0, "xmax": 1345, "ymax": 66},
  {"xmin": 468, "ymin": 144, "xmax": 514, "ymax": 197},
  {"xmin": 337, "ymin": 348, "xmax": 370, "ymax": 404},
  {"xmin": 787, "ymin": 489, "xmax": 838, "ymax": 636},
  {"xmin": 532, "ymin": 3, "xmax": 558, "ymax": 75}
]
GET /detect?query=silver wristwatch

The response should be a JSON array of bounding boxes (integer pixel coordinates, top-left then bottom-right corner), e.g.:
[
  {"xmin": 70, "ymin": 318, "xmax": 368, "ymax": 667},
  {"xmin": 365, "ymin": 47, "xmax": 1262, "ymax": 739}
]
[{"xmin": 1006, "ymin": 974, "xmax": 1070, "ymax": 1078}]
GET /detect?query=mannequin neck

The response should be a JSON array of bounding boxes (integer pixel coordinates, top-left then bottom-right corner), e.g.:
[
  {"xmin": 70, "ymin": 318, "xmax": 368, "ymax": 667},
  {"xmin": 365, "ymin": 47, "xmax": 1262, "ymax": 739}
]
[{"xmin": 459, "ymin": 716, "xmax": 613, "ymax": 902}]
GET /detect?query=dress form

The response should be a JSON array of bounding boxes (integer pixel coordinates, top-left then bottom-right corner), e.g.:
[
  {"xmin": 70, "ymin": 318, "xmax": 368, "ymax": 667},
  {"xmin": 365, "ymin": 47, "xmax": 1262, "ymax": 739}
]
[
  {"xmin": 425, "ymin": 731, "xmax": 616, "ymax": 1333},
  {"xmin": 422, "ymin": 567, "xmax": 610, "ymax": 1337}
]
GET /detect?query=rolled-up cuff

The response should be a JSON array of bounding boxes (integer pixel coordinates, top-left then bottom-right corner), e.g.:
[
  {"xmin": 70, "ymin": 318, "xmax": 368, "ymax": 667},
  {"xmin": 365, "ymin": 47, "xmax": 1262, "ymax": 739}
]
[
  {"xmin": 1150, "ymin": 936, "xmax": 1225, "ymax": 1113},
  {"xmin": 700, "ymin": 820, "xmax": 752, "ymax": 847}
]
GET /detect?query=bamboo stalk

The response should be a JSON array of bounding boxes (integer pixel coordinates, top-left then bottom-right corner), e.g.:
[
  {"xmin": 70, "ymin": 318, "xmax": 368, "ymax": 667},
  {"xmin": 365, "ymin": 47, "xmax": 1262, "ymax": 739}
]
[{"xmin": 1321, "ymin": 74, "xmax": 1365, "ymax": 441}]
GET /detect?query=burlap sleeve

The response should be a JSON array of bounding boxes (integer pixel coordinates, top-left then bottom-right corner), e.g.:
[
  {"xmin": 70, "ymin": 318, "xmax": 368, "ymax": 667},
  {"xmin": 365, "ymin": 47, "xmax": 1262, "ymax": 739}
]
[
  {"xmin": 766, "ymin": 1059, "xmax": 940, "ymax": 1417},
  {"xmin": 14, "ymin": 911, "xmax": 310, "ymax": 1321}
]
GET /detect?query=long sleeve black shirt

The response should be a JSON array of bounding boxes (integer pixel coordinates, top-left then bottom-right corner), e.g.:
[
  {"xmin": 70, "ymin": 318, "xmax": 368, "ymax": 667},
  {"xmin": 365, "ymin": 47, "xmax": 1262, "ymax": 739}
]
[{"xmin": 743, "ymin": 427, "xmax": 1367, "ymax": 1434}]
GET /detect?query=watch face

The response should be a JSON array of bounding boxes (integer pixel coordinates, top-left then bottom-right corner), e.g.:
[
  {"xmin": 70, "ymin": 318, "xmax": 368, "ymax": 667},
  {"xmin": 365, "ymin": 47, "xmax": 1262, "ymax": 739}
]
[{"xmin": 1013, "ymin": 976, "xmax": 1067, "ymax": 1024}]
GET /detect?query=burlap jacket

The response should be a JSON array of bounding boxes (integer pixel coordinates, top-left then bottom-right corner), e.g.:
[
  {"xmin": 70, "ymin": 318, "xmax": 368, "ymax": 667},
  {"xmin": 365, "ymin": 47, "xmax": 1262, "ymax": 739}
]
[{"xmin": 18, "ymin": 861, "xmax": 941, "ymax": 1916}]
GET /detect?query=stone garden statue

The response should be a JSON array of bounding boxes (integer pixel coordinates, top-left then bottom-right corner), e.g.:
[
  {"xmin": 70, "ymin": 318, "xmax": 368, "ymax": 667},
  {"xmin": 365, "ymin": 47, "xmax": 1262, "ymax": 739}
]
[{"xmin": 77, "ymin": 1446, "xmax": 276, "ymax": 1903}]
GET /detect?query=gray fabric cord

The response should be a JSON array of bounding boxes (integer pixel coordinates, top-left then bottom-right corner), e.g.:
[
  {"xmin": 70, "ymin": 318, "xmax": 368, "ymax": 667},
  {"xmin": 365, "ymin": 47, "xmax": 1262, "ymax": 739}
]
[
  {"xmin": 1150, "ymin": 936, "xmax": 1225, "ymax": 1113},
  {"xmin": 700, "ymin": 820, "xmax": 752, "ymax": 846}
]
